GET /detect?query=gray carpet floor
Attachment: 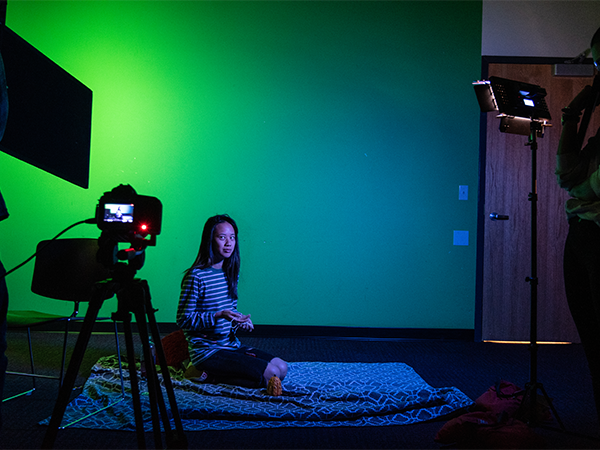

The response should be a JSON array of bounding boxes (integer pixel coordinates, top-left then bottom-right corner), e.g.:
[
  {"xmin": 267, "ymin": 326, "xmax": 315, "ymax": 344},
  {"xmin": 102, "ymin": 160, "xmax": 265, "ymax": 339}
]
[{"xmin": 1, "ymin": 330, "xmax": 600, "ymax": 449}]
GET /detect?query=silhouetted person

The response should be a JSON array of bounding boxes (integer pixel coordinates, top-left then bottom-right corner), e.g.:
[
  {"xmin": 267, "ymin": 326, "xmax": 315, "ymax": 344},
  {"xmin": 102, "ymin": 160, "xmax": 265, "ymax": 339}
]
[{"xmin": 556, "ymin": 26, "xmax": 600, "ymax": 431}]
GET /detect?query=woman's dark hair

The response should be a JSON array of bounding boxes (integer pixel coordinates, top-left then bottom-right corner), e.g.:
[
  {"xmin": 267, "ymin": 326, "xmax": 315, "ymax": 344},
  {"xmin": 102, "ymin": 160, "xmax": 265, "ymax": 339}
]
[{"xmin": 186, "ymin": 214, "xmax": 240, "ymax": 299}]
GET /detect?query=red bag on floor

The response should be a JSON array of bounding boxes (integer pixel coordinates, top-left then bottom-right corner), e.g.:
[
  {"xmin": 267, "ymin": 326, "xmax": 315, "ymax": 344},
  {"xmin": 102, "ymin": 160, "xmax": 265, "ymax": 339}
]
[
  {"xmin": 476, "ymin": 380, "xmax": 524, "ymax": 416},
  {"xmin": 476, "ymin": 380, "xmax": 552, "ymax": 423},
  {"xmin": 435, "ymin": 381, "xmax": 549, "ymax": 449},
  {"xmin": 435, "ymin": 411, "xmax": 546, "ymax": 449}
]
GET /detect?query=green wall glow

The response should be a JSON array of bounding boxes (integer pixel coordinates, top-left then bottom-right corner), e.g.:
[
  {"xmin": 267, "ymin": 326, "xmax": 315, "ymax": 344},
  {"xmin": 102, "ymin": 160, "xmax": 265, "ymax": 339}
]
[{"xmin": 1, "ymin": 1, "xmax": 482, "ymax": 328}]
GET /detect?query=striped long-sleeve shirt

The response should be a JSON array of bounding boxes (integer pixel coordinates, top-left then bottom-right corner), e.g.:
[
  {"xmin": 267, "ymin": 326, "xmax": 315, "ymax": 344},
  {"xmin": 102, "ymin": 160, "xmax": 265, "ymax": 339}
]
[{"xmin": 176, "ymin": 267, "xmax": 241, "ymax": 365}]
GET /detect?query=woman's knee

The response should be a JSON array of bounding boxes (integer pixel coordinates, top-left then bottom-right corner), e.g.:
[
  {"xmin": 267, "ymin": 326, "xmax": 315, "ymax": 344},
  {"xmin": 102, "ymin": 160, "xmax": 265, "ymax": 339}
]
[
  {"xmin": 271, "ymin": 357, "xmax": 288, "ymax": 380},
  {"xmin": 263, "ymin": 363, "xmax": 279, "ymax": 383},
  {"xmin": 263, "ymin": 358, "xmax": 288, "ymax": 382}
]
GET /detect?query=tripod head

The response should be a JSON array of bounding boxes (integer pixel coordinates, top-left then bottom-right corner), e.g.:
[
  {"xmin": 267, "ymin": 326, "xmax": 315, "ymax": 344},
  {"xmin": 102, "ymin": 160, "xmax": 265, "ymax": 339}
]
[{"xmin": 96, "ymin": 230, "xmax": 146, "ymax": 283}]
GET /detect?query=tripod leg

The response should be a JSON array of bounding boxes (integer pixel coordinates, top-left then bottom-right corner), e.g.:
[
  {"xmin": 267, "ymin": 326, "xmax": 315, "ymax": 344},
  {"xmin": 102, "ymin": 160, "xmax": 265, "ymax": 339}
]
[
  {"xmin": 142, "ymin": 341, "xmax": 174, "ymax": 444},
  {"xmin": 41, "ymin": 290, "xmax": 105, "ymax": 449},
  {"xmin": 122, "ymin": 315, "xmax": 147, "ymax": 449},
  {"xmin": 133, "ymin": 304, "xmax": 165, "ymax": 449},
  {"xmin": 142, "ymin": 280, "xmax": 187, "ymax": 449}
]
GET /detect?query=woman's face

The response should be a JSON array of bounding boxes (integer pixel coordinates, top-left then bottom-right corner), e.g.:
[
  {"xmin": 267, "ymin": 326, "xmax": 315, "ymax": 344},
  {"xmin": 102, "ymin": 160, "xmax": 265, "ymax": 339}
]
[{"xmin": 212, "ymin": 221, "xmax": 236, "ymax": 262}]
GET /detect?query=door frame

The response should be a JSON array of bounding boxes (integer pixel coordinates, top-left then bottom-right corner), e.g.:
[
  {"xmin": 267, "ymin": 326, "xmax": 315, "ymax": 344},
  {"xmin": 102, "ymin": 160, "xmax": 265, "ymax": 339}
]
[{"xmin": 474, "ymin": 55, "xmax": 593, "ymax": 341}]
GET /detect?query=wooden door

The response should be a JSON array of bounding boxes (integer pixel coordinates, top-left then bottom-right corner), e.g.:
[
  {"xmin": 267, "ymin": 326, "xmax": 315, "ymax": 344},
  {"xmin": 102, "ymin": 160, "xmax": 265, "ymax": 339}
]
[{"xmin": 481, "ymin": 63, "xmax": 599, "ymax": 342}]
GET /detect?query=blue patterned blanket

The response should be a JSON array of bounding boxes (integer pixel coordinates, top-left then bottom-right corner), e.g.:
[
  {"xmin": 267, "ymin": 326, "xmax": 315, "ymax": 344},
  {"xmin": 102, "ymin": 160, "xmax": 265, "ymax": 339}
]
[{"xmin": 44, "ymin": 356, "xmax": 472, "ymax": 431}]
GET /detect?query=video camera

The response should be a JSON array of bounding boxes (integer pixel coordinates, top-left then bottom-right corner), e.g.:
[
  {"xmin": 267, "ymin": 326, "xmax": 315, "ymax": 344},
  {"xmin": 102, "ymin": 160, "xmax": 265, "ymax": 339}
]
[{"xmin": 95, "ymin": 184, "xmax": 162, "ymax": 246}]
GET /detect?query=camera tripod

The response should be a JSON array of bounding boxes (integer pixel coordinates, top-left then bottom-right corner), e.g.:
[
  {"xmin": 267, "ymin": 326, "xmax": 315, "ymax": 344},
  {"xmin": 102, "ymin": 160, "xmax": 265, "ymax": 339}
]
[{"xmin": 41, "ymin": 268, "xmax": 187, "ymax": 449}]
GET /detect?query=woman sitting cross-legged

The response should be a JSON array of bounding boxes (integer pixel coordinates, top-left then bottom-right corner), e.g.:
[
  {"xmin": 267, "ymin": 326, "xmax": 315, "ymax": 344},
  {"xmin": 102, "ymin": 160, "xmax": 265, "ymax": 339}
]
[{"xmin": 176, "ymin": 214, "xmax": 287, "ymax": 391}]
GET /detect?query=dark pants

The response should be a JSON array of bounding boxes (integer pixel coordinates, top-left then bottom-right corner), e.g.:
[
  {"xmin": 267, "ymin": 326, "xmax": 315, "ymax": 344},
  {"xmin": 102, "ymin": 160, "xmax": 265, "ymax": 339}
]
[
  {"xmin": 564, "ymin": 218, "xmax": 600, "ymax": 427},
  {"xmin": 0, "ymin": 261, "xmax": 8, "ymax": 429},
  {"xmin": 197, "ymin": 346, "xmax": 274, "ymax": 388}
]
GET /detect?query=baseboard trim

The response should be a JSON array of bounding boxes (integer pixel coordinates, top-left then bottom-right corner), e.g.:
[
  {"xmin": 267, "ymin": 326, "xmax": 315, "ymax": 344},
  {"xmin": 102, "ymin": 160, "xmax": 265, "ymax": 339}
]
[
  {"xmin": 13, "ymin": 322, "xmax": 474, "ymax": 341},
  {"xmin": 245, "ymin": 325, "xmax": 474, "ymax": 341}
]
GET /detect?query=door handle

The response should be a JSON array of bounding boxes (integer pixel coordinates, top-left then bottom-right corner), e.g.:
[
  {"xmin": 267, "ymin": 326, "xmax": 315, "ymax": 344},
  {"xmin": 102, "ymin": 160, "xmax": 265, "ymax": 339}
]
[{"xmin": 490, "ymin": 212, "xmax": 509, "ymax": 221}]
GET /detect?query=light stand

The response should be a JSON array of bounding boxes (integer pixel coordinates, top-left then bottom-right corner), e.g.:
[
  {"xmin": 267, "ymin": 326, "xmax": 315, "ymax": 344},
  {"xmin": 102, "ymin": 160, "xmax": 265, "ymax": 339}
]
[
  {"xmin": 523, "ymin": 118, "xmax": 564, "ymax": 429},
  {"xmin": 474, "ymin": 77, "xmax": 561, "ymax": 428}
]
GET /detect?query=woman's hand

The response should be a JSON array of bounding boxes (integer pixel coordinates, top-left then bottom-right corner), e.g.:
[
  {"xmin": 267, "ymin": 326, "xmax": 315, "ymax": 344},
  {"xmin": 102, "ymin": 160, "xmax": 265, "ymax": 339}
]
[
  {"xmin": 234, "ymin": 314, "xmax": 254, "ymax": 332},
  {"xmin": 215, "ymin": 310, "xmax": 254, "ymax": 331},
  {"xmin": 215, "ymin": 309, "xmax": 245, "ymax": 322}
]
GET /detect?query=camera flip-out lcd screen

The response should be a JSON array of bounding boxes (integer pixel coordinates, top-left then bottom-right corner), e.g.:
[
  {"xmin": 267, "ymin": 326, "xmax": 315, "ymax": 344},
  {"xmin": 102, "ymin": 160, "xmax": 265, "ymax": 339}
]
[
  {"xmin": 96, "ymin": 185, "xmax": 162, "ymax": 242},
  {"xmin": 104, "ymin": 203, "xmax": 134, "ymax": 224}
]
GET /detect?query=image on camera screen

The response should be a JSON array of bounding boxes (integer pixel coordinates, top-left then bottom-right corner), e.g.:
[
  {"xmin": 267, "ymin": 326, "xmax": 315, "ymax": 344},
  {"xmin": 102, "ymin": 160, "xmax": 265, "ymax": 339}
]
[{"xmin": 104, "ymin": 203, "xmax": 134, "ymax": 223}]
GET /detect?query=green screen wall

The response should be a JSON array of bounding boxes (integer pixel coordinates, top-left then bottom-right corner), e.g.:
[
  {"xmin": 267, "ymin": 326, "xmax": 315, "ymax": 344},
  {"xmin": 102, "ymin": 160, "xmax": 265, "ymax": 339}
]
[{"xmin": 0, "ymin": 1, "xmax": 482, "ymax": 329}]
